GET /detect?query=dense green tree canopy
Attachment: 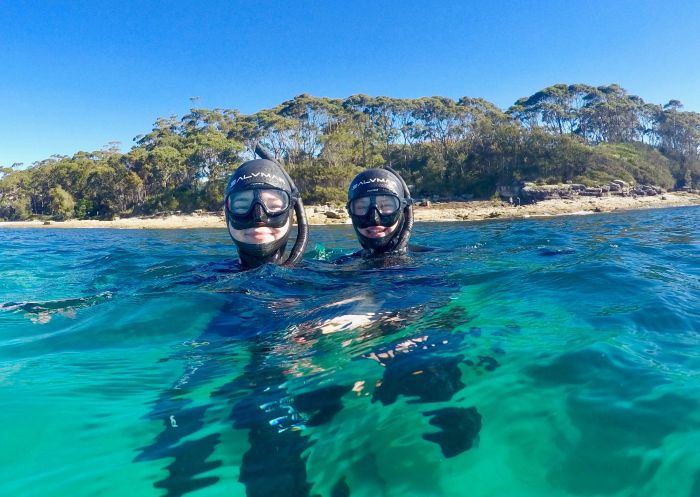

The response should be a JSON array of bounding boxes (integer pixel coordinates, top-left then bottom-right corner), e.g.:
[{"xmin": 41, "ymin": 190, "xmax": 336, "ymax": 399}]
[{"xmin": 1, "ymin": 83, "xmax": 699, "ymax": 221}]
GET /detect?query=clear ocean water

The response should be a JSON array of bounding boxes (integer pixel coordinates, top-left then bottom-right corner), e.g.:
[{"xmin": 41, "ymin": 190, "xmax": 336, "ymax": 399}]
[{"xmin": 1, "ymin": 207, "xmax": 699, "ymax": 497}]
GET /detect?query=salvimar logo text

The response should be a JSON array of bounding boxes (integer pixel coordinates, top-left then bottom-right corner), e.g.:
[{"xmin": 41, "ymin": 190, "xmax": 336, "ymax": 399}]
[
  {"xmin": 351, "ymin": 177, "xmax": 397, "ymax": 191},
  {"xmin": 230, "ymin": 171, "xmax": 285, "ymax": 188}
]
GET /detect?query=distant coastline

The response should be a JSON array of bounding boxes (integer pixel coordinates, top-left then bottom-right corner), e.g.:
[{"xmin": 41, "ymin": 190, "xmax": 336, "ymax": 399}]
[
  {"xmin": 2, "ymin": 192, "xmax": 698, "ymax": 229},
  {"xmin": 3, "ymin": 86, "xmax": 700, "ymax": 226}
]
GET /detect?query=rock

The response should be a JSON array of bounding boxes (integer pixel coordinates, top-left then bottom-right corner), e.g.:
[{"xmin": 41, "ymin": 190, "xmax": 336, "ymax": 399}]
[
  {"xmin": 43, "ymin": 221, "xmax": 51, "ymax": 225},
  {"xmin": 581, "ymin": 187, "xmax": 603, "ymax": 197},
  {"xmin": 419, "ymin": 199, "xmax": 431, "ymax": 207},
  {"xmin": 520, "ymin": 182, "xmax": 590, "ymax": 202},
  {"xmin": 631, "ymin": 184, "xmax": 663, "ymax": 196},
  {"xmin": 520, "ymin": 184, "xmax": 554, "ymax": 202},
  {"xmin": 325, "ymin": 211, "xmax": 345, "ymax": 219}
]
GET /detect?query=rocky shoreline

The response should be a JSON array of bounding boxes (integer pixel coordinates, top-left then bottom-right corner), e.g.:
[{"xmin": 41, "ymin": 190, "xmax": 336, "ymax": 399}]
[
  {"xmin": 1, "ymin": 191, "xmax": 699, "ymax": 229},
  {"xmin": 512, "ymin": 180, "xmax": 683, "ymax": 203}
]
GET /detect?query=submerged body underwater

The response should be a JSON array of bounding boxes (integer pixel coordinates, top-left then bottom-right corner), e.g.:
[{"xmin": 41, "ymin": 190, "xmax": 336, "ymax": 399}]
[{"xmin": 1, "ymin": 207, "xmax": 700, "ymax": 497}]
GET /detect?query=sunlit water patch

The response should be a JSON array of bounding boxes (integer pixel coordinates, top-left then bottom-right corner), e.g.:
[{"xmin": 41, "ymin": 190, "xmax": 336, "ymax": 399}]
[{"xmin": 1, "ymin": 207, "xmax": 699, "ymax": 497}]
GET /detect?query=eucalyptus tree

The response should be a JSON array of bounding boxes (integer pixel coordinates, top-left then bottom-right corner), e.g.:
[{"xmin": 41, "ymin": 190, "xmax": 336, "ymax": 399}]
[
  {"xmin": 187, "ymin": 131, "xmax": 242, "ymax": 209},
  {"xmin": 578, "ymin": 84, "xmax": 641, "ymax": 143},
  {"xmin": 0, "ymin": 168, "xmax": 32, "ymax": 220},
  {"xmin": 273, "ymin": 94, "xmax": 343, "ymax": 164},
  {"xmin": 410, "ymin": 96, "xmax": 469, "ymax": 159},
  {"xmin": 341, "ymin": 94, "xmax": 401, "ymax": 167},
  {"xmin": 180, "ymin": 107, "xmax": 243, "ymax": 207},
  {"xmin": 655, "ymin": 101, "xmax": 700, "ymax": 187},
  {"xmin": 126, "ymin": 117, "xmax": 190, "ymax": 198},
  {"xmin": 6, "ymin": 85, "xmax": 698, "ymax": 213},
  {"xmin": 48, "ymin": 185, "xmax": 75, "ymax": 220},
  {"xmin": 439, "ymin": 97, "xmax": 515, "ymax": 191},
  {"xmin": 657, "ymin": 101, "xmax": 700, "ymax": 155},
  {"xmin": 635, "ymin": 103, "xmax": 663, "ymax": 145},
  {"xmin": 508, "ymin": 84, "xmax": 596, "ymax": 137},
  {"xmin": 135, "ymin": 116, "xmax": 184, "ymax": 151},
  {"xmin": 235, "ymin": 110, "xmax": 285, "ymax": 157},
  {"xmin": 391, "ymin": 98, "xmax": 421, "ymax": 157}
]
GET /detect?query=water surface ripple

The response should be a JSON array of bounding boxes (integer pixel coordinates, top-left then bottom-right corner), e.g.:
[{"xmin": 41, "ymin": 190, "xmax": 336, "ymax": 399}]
[{"xmin": 1, "ymin": 207, "xmax": 699, "ymax": 497}]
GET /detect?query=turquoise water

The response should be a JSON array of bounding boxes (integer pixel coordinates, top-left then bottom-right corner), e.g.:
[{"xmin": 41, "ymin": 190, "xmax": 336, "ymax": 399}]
[{"xmin": 1, "ymin": 207, "xmax": 699, "ymax": 497}]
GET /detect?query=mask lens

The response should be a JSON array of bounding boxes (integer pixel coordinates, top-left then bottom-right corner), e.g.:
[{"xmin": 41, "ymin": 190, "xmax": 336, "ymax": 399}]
[
  {"xmin": 350, "ymin": 197, "xmax": 372, "ymax": 216},
  {"xmin": 227, "ymin": 189, "xmax": 290, "ymax": 217},
  {"xmin": 374, "ymin": 195, "xmax": 400, "ymax": 215},
  {"xmin": 259, "ymin": 189, "xmax": 290, "ymax": 214},
  {"xmin": 350, "ymin": 195, "xmax": 400, "ymax": 216},
  {"xmin": 227, "ymin": 190, "xmax": 255, "ymax": 215}
]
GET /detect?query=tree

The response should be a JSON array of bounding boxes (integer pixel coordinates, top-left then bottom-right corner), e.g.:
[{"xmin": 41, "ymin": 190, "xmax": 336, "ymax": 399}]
[
  {"xmin": 49, "ymin": 185, "xmax": 75, "ymax": 220},
  {"xmin": 508, "ymin": 84, "xmax": 596, "ymax": 137},
  {"xmin": 4, "ymin": 84, "xmax": 697, "ymax": 211}
]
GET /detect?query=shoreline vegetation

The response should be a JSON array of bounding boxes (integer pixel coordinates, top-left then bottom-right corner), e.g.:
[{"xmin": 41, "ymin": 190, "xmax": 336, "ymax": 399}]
[
  {"xmin": 2, "ymin": 83, "xmax": 699, "ymax": 224},
  {"xmin": 2, "ymin": 191, "xmax": 698, "ymax": 229}
]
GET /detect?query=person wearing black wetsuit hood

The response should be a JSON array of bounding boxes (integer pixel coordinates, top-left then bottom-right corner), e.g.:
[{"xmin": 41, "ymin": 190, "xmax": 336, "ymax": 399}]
[
  {"xmin": 346, "ymin": 166, "xmax": 415, "ymax": 257},
  {"xmin": 224, "ymin": 145, "xmax": 308, "ymax": 269}
]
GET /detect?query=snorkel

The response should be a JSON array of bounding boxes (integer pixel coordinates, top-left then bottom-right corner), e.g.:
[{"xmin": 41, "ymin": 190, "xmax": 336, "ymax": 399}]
[
  {"xmin": 384, "ymin": 165, "xmax": 413, "ymax": 252},
  {"xmin": 255, "ymin": 143, "xmax": 309, "ymax": 266},
  {"xmin": 224, "ymin": 144, "xmax": 309, "ymax": 268},
  {"xmin": 347, "ymin": 167, "xmax": 413, "ymax": 255}
]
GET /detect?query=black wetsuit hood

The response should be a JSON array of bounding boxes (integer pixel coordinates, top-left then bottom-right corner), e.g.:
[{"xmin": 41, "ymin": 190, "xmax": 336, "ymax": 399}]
[
  {"xmin": 347, "ymin": 167, "xmax": 413, "ymax": 255},
  {"xmin": 225, "ymin": 154, "xmax": 308, "ymax": 269}
]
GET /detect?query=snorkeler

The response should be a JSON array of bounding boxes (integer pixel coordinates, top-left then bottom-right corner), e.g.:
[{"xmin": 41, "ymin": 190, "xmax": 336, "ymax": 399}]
[
  {"xmin": 224, "ymin": 144, "xmax": 308, "ymax": 269},
  {"xmin": 136, "ymin": 161, "xmax": 480, "ymax": 496},
  {"xmin": 346, "ymin": 167, "xmax": 414, "ymax": 257}
]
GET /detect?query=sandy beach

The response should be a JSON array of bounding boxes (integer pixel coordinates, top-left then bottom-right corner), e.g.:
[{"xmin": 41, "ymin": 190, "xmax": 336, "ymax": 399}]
[{"xmin": 1, "ymin": 191, "xmax": 699, "ymax": 229}]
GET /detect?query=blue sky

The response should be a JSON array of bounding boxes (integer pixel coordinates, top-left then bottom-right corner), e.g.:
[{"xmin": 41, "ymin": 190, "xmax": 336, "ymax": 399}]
[{"xmin": 2, "ymin": 0, "xmax": 699, "ymax": 166}]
